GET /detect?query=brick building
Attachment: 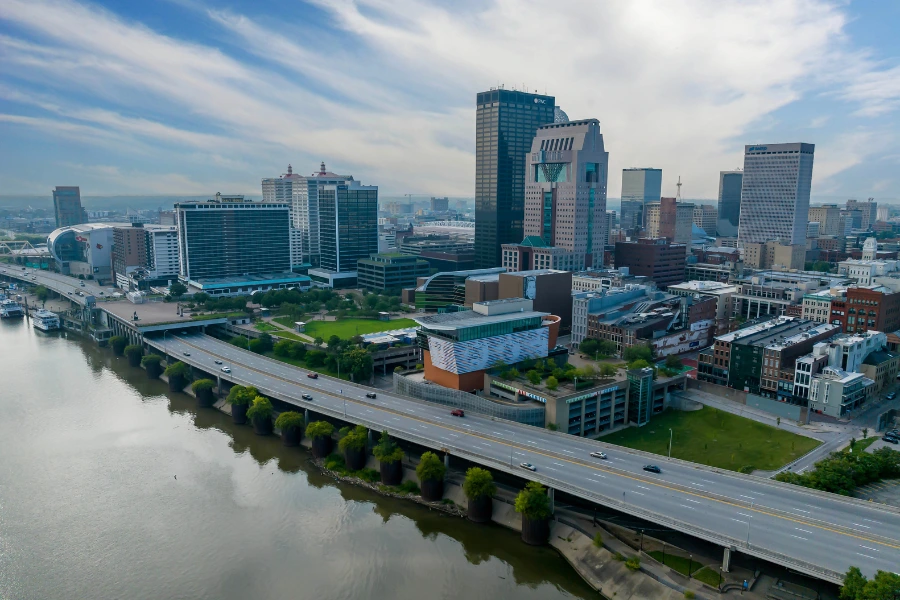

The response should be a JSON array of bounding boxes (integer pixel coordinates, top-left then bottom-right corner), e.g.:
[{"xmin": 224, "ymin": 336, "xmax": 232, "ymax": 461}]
[{"xmin": 613, "ymin": 239, "xmax": 686, "ymax": 289}]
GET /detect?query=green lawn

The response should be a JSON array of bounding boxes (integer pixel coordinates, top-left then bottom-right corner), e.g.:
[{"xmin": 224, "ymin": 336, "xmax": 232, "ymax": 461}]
[
  {"xmin": 273, "ymin": 315, "xmax": 302, "ymax": 329},
  {"xmin": 261, "ymin": 351, "xmax": 349, "ymax": 380},
  {"xmin": 599, "ymin": 406, "xmax": 820, "ymax": 472},
  {"xmin": 692, "ymin": 567, "xmax": 723, "ymax": 588},
  {"xmin": 254, "ymin": 322, "xmax": 279, "ymax": 332},
  {"xmin": 302, "ymin": 317, "xmax": 417, "ymax": 340},
  {"xmin": 646, "ymin": 551, "xmax": 702, "ymax": 576},
  {"xmin": 271, "ymin": 330, "xmax": 306, "ymax": 341}
]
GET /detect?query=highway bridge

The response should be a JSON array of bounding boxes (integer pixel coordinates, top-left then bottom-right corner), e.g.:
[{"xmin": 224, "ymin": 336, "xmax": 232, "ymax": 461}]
[
  {"xmin": 147, "ymin": 332, "xmax": 900, "ymax": 584},
  {"xmin": 0, "ymin": 265, "xmax": 109, "ymax": 307}
]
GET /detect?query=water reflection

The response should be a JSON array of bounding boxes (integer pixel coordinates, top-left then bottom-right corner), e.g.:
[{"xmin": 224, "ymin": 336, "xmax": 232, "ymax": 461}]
[{"xmin": 0, "ymin": 324, "xmax": 599, "ymax": 600}]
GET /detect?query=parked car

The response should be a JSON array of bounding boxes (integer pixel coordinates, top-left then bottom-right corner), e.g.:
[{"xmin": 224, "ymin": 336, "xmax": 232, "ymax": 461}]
[
  {"xmin": 365, "ymin": 392, "xmax": 377, "ymax": 399},
  {"xmin": 590, "ymin": 451, "xmax": 608, "ymax": 459},
  {"xmin": 301, "ymin": 394, "xmax": 313, "ymax": 401},
  {"xmin": 220, "ymin": 366, "xmax": 231, "ymax": 373},
  {"xmin": 887, "ymin": 392, "xmax": 897, "ymax": 400},
  {"xmin": 883, "ymin": 436, "xmax": 898, "ymax": 444},
  {"xmin": 520, "ymin": 462, "xmax": 537, "ymax": 472},
  {"xmin": 643, "ymin": 465, "xmax": 662, "ymax": 474},
  {"xmin": 450, "ymin": 409, "xmax": 465, "ymax": 417},
  {"xmin": 307, "ymin": 373, "xmax": 318, "ymax": 379}
]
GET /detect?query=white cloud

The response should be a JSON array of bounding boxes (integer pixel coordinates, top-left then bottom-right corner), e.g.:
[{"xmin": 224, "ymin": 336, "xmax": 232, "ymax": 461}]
[{"xmin": 0, "ymin": 0, "xmax": 894, "ymax": 197}]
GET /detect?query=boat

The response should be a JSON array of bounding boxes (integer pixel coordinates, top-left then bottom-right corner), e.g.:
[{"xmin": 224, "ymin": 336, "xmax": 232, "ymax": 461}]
[
  {"xmin": 0, "ymin": 299, "xmax": 25, "ymax": 319},
  {"xmin": 32, "ymin": 309, "xmax": 60, "ymax": 331}
]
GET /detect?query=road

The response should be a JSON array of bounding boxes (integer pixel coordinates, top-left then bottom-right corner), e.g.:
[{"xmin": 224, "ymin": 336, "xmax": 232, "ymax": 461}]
[
  {"xmin": 150, "ymin": 332, "xmax": 900, "ymax": 582},
  {"xmin": 0, "ymin": 265, "xmax": 111, "ymax": 305}
]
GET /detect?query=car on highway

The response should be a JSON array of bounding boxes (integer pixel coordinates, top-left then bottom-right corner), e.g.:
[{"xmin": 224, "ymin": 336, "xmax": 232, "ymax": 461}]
[
  {"xmin": 301, "ymin": 394, "xmax": 313, "ymax": 401},
  {"xmin": 80, "ymin": 282, "xmax": 85, "ymax": 287},
  {"xmin": 590, "ymin": 451, "xmax": 608, "ymax": 459},
  {"xmin": 182, "ymin": 352, "xmax": 191, "ymax": 357},
  {"xmin": 214, "ymin": 360, "xmax": 222, "ymax": 365},
  {"xmin": 365, "ymin": 392, "xmax": 377, "ymax": 399},
  {"xmin": 519, "ymin": 462, "xmax": 536, "ymax": 472},
  {"xmin": 220, "ymin": 366, "xmax": 231, "ymax": 373},
  {"xmin": 451, "ymin": 409, "xmax": 465, "ymax": 417},
  {"xmin": 67, "ymin": 291, "xmax": 72, "ymax": 295},
  {"xmin": 307, "ymin": 373, "xmax": 318, "ymax": 379},
  {"xmin": 643, "ymin": 465, "xmax": 662, "ymax": 474}
]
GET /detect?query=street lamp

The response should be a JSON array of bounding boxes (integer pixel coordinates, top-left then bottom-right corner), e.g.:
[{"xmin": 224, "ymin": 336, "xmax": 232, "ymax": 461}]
[{"xmin": 668, "ymin": 428, "xmax": 673, "ymax": 458}]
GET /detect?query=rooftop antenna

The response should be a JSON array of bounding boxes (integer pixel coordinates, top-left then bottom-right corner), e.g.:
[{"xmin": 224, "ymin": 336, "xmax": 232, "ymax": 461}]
[{"xmin": 676, "ymin": 176, "xmax": 683, "ymax": 200}]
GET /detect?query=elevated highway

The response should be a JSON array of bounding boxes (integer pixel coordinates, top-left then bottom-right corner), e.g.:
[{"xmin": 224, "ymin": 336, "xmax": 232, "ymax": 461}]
[
  {"xmin": 147, "ymin": 332, "xmax": 900, "ymax": 584},
  {"xmin": 0, "ymin": 265, "xmax": 108, "ymax": 307}
]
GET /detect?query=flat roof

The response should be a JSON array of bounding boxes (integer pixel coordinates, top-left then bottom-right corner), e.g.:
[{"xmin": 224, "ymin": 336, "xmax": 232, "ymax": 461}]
[{"xmin": 413, "ymin": 309, "xmax": 548, "ymax": 331}]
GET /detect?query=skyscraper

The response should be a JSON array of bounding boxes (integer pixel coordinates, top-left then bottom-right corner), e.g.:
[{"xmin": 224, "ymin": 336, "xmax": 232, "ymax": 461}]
[
  {"xmin": 501, "ymin": 119, "xmax": 608, "ymax": 272},
  {"xmin": 716, "ymin": 170, "xmax": 742, "ymax": 237},
  {"xmin": 262, "ymin": 164, "xmax": 305, "ymax": 267},
  {"xmin": 52, "ymin": 186, "xmax": 86, "ymax": 228},
  {"xmin": 737, "ymin": 143, "xmax": 814, "ymax": 246},
  {"xmin": 619, "ymin": 168, "xmax": 662, "ymax": 230},
  {"xmin": 474, "ymin": 88, "xmax": 556, "ymax": 268},
  {"xmin": 291, "ymin": 162, "xmax": 354, "ymax": 267}
]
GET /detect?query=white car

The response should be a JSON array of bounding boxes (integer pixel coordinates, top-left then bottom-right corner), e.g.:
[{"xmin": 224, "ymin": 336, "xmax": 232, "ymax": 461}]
[
  {"xmin": 519, "ymin": 462, "xmax": 537, "ymax": 472},
  {"xmin": 590, "ymin": 451, "xmax": 608, "ymax": 459},
  {"xmin": 220, "ymin": 366, "xmax": 231, "ymax": 373}
]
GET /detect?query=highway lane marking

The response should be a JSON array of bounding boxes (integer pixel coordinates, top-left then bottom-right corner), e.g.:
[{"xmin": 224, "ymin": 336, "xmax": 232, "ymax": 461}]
[
  {"xmin": 680, "ymin": 505, "xmax": 696, "ymax": 510},
  {"xmin": 559, "ymin": 449, "xmax": 575, "ymax": 455},
  {"xmin": 553, "ymin": 462, "xmax": 565, "ymax": 467},
  {"xmin": 790, "ymin": 508, "xmax": 810, "ymax": 514},
  {"xmin": 590, "ymin": 474, "xmax": 606, "ymax": 479},
  {"xmin": 861, "ymin": 518, "xmax": 880, "ymax": 523},
  {"xmin": 795, "ymin": 528, "xmax": 813, "ymax": 534},
  {"xmin": 739, "ymin": 495, "xmax": 755, "ymax": 500},
  {"xmin": 737, "ymin": 513, "xmax": 752, "ymax": 519},
  {"xmin": 544, "ymin": 467, "xmax": 558, "ymax": 472},
  {"xmin": 167, "ymin": 336, "xmax": 900, "ymax": 552},
  {"xmin": 852, "ymin": 523, "xmax": 871, "ymax": 529},
  {"xmin": 731, "ymin": 519, "xmax": 747, "ymax": 524},
  {"xmin": 689, "ymin": 482, "xmax": 704, "ymax": 487},
  {"xmin": 631, "ymin": 491, "xmax": 645, "ymax": 496},
  {"xmin": 857, "ymin": 553, "xmax": 877, "ymax": 560},
  {"xmin": 684, "ymin": 499, "xmax": 702, "ymax": 505},
  {"xmin": 859, "ymin": 545, "xmax": 879, "ymax": 552},
  {"xmin": 636, "ymin": 485, "xmax": 651, "ymax": 491},
  {"xmin": 790, "ymin": 535, "xmax": 808, "ymax": 541}
]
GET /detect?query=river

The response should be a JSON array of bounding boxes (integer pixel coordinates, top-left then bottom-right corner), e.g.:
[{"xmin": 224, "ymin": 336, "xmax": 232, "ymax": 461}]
[{"xmin": 0, "ymin": 319, "xmax": 597, "ymax": 600}]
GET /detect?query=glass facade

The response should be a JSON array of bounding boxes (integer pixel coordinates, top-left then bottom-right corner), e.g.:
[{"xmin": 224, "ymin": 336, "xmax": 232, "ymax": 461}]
[
  {"xmin": 318, "ymin": 185, "xmax": 378, "ymax": 273},
  {"xmin": 475, "ymin": 89, "xmax": 556, "ymax": 268},
  {"xmin": 176, "ymin": 202, "xmax": 291, "ymax": 281},
  {"xmin": 717, "ymin": 171, "xmax": 743, "ymax": 236},
  {"xmin": 53, "ymin": 186, "xmax": 85, "ymax": 228}
]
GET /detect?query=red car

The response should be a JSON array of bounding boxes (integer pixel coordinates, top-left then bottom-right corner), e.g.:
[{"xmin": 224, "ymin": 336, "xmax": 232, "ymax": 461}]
[
  {"xmin": 451, "ymin": 409, "xmax": 464, "ymax": 417},
  {"xmin": 307, "ymin": 373, "xmax": 318, "ymax": 379}
]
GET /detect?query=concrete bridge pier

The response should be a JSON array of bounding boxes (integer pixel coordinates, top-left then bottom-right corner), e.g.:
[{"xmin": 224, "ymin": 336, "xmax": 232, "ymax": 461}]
[
  {"xmin": 216, "ymin": 375, "xmax": 222, "ymax": 397},
  {"xmin": 304, "ymin": 408, "xmax": 309, "ymax": 426},
  {"xmin": 443, "ymin": 452, "xmax": 450, "ymax": 469},
  {"xmin": 548, "ymin": 487, "xmax": 555, "ymax": 514},
  {"xmin": 722, "ymin": 547, "xmax": 732, "ymax": 573}
]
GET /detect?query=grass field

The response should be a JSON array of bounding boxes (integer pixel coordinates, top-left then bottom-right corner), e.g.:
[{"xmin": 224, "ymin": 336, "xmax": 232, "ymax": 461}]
[
  {"xmin": 599, "ymin": 406, "xmax": 820, "ymax": 472},
  {"xmin": 646, "ymin": 551, "xmax": 701, "ymax": 576},
  {"xmin": 273, "ymin": 315, "xmax": 301, "ymax": 329},
  {"xmin": 692, "ymin": 567, "xmax": 723, "ymax": 588},
  {"xmin": 254, "ymin": 322, "xmax": 279, "ymax": 332},
  {"xmin": 302, "ymin": 318, "xmax": 417, "ymax": 339}
]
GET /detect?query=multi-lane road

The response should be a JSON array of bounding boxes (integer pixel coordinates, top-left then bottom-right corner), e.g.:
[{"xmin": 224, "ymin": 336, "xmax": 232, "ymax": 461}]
[
  {"xmin": 150, "ymin": 332, "xmax": 900, "ymax": 582},
  {"xmin": 0, "ymin": 266, "xmax": 110, "ymax": 306}
]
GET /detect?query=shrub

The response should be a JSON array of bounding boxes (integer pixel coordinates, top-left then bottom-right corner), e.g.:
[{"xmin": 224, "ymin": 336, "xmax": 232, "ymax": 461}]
[
  {"xmin": 546, "ymin": 376, "xmax": 559, "ymax": 391},
  {"xmin": 623, "ymin": 344, "xmax": 652, "ymax": 363},
  {"xmin": 306, "ymin": 350, "xmax": 327, "ymax": 367},
  {"xmin": 338, "ymin": 425, "xmax": 368, "ymax": 452},
  {"xmin": 290, "ymin": 342, "xmax": 306, "ymax": 360},
  {"xmin": 246, "ymin": 396, "xmax": 273, "ymax": 421},
  {"xmin": 356, "ymin": 468, "xmax": 380, "ymax": 483},
  {"xmin": 123, "ymin": 344, "xmax": 143, "ymax": 358},
  {"xmin": 373, "ymin": 431, "xmax": 403, "ymax": 463},
  {"xmin": 613, "ymin": 552, "xmax": 625, "ymax": 561},
  {"xmin": 665, "ymin": 355, "xmax": 683, "ymax": 370},
  {"xmin": 164, "ymin": 361, "xmax": 191, "ymax": 378},
  {"xmin": 463, "ymin": 467, "xmax": 496, "ymax": 500},
  {"xmin": 684, "ymin": 591, "xmax": 696, "ymax": 599},
  {"xmin": 226, "ymin": 384, "xmax": 259, "ymax": 406},
  {"xmin": 397, "ymin": 480, "xmax": 420, "ymax": 495},
  {"xmin": 306, "ymin": 420, "xmax": 334, "ymax": 440},
  {"xmin": 109, "ymin": 336, "xmax": 127, "ymax": 354},
  {"xmin": 593, "ymin": 532, "xmax": 603, "ymax": 548},
  {"xmin": 514, "ymin": 481, "xmax": 551, "ymax": 520},
  {"xmin": 416, "ymin": 451, "xmax": 446, "ymax": 482},
  {"xmin": 627, "ymin": 359, "xmax": 652, "ymax": 370},
  {"xmin": 231, "ymin": 336, "xmax": 249, "ymax": 349},
  {"xmin": 274, "ymin": 411, "xmax": 304, "ymax": 432},
  {"xmin": 248, "ymin": 338, "xmax": 265, "ymax": 354},
  {"xmin": 625, "ymin": 557, "xmax": 640, "ymax": 571},
  {"xmin": 324, "ymin": 453, "xmax": 346, "ymax": 472},
  {"xmin": 526, "ymin": 370, "xmax": 542, "ymax": 385},
  {"xmin": 140, "ymin": 354, "xmax": 163, "ymax": 367},
  {"xmin": 191, "ymin": 379, "xmax": 215, "ymax": 392},
  {"xmin": 546, "ymin": 423, "xmax": 559, "ymax": 431},
  {"xmin": 273, "ymin": 339, "xmax": 293, "ymax": 356},
  {"xmin": 599, "ymin": 363, "xmax": 618, "ymax": 378}
]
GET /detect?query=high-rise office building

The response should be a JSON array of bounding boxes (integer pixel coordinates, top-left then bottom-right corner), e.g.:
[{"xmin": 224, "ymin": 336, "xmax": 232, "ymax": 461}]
[
  {"xmin": 716, "ymin": 171, "xmax": 742, "ymax": 237},
  {"xmin": 808, "ymin": 204, "xmax": 842, "ymax": 237},
  {"xmin": 645, "ymin": 198, "xmax": 693, "ymax": 245},
  {"xmin": 262, "ymin": 164, "xmax": 305, "ymax": 267},
  {"xmin": 52, "ymin": 186, "xmax": 86, "ymax": 228},
  {"xmin": 501, "ymin": 119, "xmax": 609, "ymax": 272},
  {"xmin": 737, "ymin": 143, "xmax": 814, "ymax": 246},
  {"xmin": 619, "ymin": 168, "xmax": 662, "ymax": 230},
  {"xmin": 605, "ymin": 211, "xmax": 617, "ymax": 245},
  {"xmin": 474, "ymin": 88, "xmax": 556, "ymax": 268},
  {"xmin": 175, "ymin": 195, "xmax": 291, "ymax": 284},
  {"xmin": 693, "ymin": 204, "xmax": 718, "ymax": 235},
  {"xmin": 846, "ymin": 199, "xmax": 877, "ymax": 230},
  {"xmin": 430, "ymin": 197, "xmax": 449, "ymax": 212},
  {"xmin": 291, "ymin": 162, "xmax": 354, "ymax": 267},
  {"xmin": 112, "ymin": 223, "xmax": 179, "ymax": 289},
  {"xmin": 312, "ymin": 180, "xmax": 378, "ymax": 288}
]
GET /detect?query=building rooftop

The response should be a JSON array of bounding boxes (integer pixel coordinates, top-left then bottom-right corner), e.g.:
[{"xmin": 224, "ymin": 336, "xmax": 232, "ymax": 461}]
[
  {"xmin": 765, "ymin": 322, "xmax": 840, "ymax": 351},
  {"xmin": 413, "ymin": 309, "xmax": 549, "ymax": 332},
  {"xmin": 668, "ymin": 280, "xmax": 738, "ymax": 293},
  {"xmin": 863, "ymin": 350, "xmax": 897, "ymax": 366},
  {"xmin": 502, "ymin": 269, "xmax": 567, "ymax": 277}
]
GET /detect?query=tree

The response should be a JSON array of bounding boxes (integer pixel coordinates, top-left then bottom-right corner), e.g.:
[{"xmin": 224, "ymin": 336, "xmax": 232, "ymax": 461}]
[
  {"xmin": 123, "ymin": 344, "xmax": 143, "ymax": 364},
  {"xmin": 164, "ymin": 361, "xmax": 191, "ymax": 379},
  {"xmin": 514, "ymin": 481, "xmax": 551, "ymax": 520},
  {"xmin": 664, "ymin": 355, "xmax": 683, "ymax": 370},
  {"xmin": 248, "ymin": 338, "xmax": 265, "ymax": 354},
  {"xmin": 862, "ymin": 570, "xmax": 900, "ymax": 599},
  {"xmin": 290, "ymin": 342, "xmax": 307, "ymax": 360},
  {"xmin": 327, "ymin": 335, "xmax": 342, "ymax": 352},
  {"xmin": 463, "ymin": 467, "xmax": 496, "ymax": 500},
  {"xmin": 305, "ymin": 420, "xmax": 334, "ymax": 440},
  {"xmin": 416, "ymin": 451, "xmax": 446, "ymax": 482},
  {"xmin": 342, "ymin": 347, "xmax": 373, "ymax": 381},
  {"xmin": 313, "ymin": 336, "xmax": 324, "ymax": 346},
  {"xmin": 623, "ymin": 344, "xmax": 652, "ymax": 363},
  {"xmin": 338, "ymin": 424, "xmax": 368, "ymax": 452},
  {"xmin": 526, "ymin": 370, "xmax": 542, "ymax": 385},
  {"xmin": 274, "ymin": 411, "xmax": 304, "ymax": 433},
  {"xmin": 546, "ymin": 376, "xmax": 559, "ymax": 391},
  {"xmin": 169, "ymin": 281, "xmax": 187, "ymax": 297},
  {"xmin": 226, "ymin": 385, "xmax": 259, "ymax": 406},
  {"xmin": 257, "ymin": 332, "xmax": 274, "ymax": 353},
  {"xmin": 273, "ymin": 339, "xmax": 293, "ymax": 357},
  {"xmin": 599, "ymin": 363, "xmax": 618, "ymax": 378},
  {"xmin": 191, "ymin": 379, "xmax": 215, "ymax": 393},
  {"xmin": 776, "ymin": 417, "xmax": 781, "ymax": 427},
  {"xmin": 372, "ymin": 431, "xmax": 403, "ymax": 463},
  {"xmin": 580, "ymin": 338, "xmax": 600, "ymax": 356},
  {"xmin": 862, "ymin": 427, "xmax": 868, "ymax": 440},
  {"xmin": 246, "ymin": 396, "xmax": 274, "ymax": 421},
  {"xmin": 627, "ymin": 359, "xmax": 652, "ymax": 370},
  {"xmin": 231, "ymin": 336, "xmax": 249, "ymax": 349},
  {"xmin": 109, "ymin": 335, "xmax": 128, "ymax": 355},
  {"xmin": 34, "ymin": 285, "xmax": 49, "ymax": 303},
  {"xmin": 306, "ymin": 350, "xmax": 327, "ymax": 367},
  {"xmin": 840, "ymin": 567, "xmax": 868, "ymax": 600}
]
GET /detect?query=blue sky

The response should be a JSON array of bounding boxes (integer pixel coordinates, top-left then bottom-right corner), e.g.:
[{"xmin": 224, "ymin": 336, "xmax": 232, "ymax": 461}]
[{"xmin": 1, "ymin": 0, "xmax": 899, "ymax": 200}]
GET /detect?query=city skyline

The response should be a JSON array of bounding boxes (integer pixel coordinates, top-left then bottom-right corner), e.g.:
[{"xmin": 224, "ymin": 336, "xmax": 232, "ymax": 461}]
[{"xmin": 1, "ymin": 1, "xmax": 899, "ymax": 200}]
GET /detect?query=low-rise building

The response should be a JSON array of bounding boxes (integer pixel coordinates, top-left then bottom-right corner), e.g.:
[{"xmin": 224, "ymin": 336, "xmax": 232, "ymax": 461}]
[
  {"xmin": 571, "ymin": 285, "xmax": 655, "ymax": 347},
  {"xmin": 666, "ymin": 280, "xmax": 738, "ymax": 333},
  {"xmin": 808, "ymin": 368, "xmax": 874, "ymax": 418},
  {"xmin": 801, "ymin": 287, "xmax": 847, "ymax": 324},
  {"xmin": 861, "ymin": 350, "xmax": 900, "ymax": 392},
  {"xmin": 837, "ymin": 258, "xmax": 900, "ymax": 285},
  {"xmin": 413, "ymin": 298, "xmax": 561, "ymax": 392},
  {"xmin": 357, "ymin": 253, "xmax": 431, "ymax": 293},
  {"xmin": 412, "ymin": 267, "xmax": 506, "ymax": 311},
  {"xmin": 572, "ymin": 268, "xmax": 650, "ymax": 292},
  {"xmin": 498, "ymin": 269, "xmax": 573, "ymax": 332}
]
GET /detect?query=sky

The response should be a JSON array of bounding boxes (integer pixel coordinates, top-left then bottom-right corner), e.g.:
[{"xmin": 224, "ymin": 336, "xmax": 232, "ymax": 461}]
[{"xmin": 1, "ymin": 0, "xmax": 900, "ymax": 201}]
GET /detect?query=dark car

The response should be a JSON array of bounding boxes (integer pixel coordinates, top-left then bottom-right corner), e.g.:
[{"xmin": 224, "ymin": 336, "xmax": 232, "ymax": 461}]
[
  {"xmin": 307, "ymin": 373, "xmax": 318, "ymax": 379},
  {"xmin": 301, "ymin": 394, "xmax": 313, "ymax": 401},
  {"xmin": 643, "ymin": 465, "xmax": 662, "ymax": 474},
  {"xmin": 451, "ymin": 409, "xmax": 465, "ymax": 417},
  {"xmin": 883, "ymin": 436, "xmax": 899, "ymax": 444},
  {"xmin": 365, "ymin": 392, "xmax": 376, "ymax": 399}
]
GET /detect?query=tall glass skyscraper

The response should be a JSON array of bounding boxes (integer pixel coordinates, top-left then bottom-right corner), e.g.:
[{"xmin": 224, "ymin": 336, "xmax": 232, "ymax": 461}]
[
  {"xmin": 474, "ymin": 89, "xmax": 556, "ymax": 268},
  {"xmin": 737, "ymin": 143, "xmax": 815, "ymax": 246},
  {"xmin": 318, "ymin": 182, "xmax": 379, "ymax": 273},
  {"xmin": 52, "ymin": 186, "xmax": 86, "ymax": 228},
  {"xmin": 619, "ymin": 168, "xmax": 662, "ymax": 230},
  {"xmin": 716, "ymin": 170, "xmax": 743, "ymax": 237}
]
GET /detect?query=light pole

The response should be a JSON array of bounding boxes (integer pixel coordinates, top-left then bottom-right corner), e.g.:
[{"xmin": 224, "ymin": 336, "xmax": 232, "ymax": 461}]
[{"xmin": 668, "ymin": 428, "xmax": 673, "ymax": 458}]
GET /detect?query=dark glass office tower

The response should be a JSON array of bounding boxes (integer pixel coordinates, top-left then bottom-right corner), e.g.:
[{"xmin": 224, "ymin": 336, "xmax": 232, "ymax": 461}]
[
  {"xmin": 474, "ymin": 89, "xmax": 555, "ymax": 268},
  {"xmin": 717, "ymin": 170, "xmax": 743, "ymax": 237},
  {"xmin": 319, "ymin": 182, "xmax": 379, "ymax": 273},
  {"xmin": 53, "ymin": 186, "xmax": 86, "ymax": 227}
]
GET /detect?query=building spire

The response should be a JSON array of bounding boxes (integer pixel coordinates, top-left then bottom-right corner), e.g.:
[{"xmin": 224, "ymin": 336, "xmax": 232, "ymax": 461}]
[
  {"xmin": 287, "ymin": 164, "xmax": 292, "ymax": 176},
  {"xmin": 320, "ymin": 161, "xmax": 326, "ymax": 174}
]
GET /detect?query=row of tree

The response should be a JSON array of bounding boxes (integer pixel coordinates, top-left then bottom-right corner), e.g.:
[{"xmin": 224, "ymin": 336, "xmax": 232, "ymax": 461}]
[
  {"xmin": 840, "ymin": 567, "xmax": 900, "ymax": 600},
  {"xmin": 776, "ymin": 446, "xmax": 900, "ymax": 495}
]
